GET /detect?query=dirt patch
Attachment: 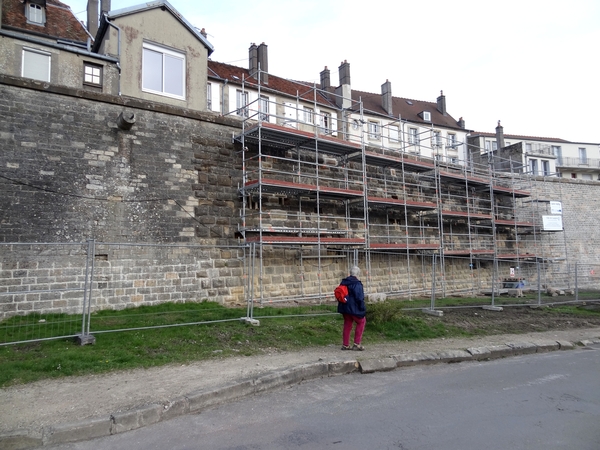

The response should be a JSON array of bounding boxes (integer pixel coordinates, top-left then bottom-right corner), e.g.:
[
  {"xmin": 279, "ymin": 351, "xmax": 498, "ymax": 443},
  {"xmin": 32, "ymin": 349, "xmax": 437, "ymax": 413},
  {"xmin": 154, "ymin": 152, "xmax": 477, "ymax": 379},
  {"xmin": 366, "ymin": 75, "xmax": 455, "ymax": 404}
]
[{"xmin": 427, "ymin": 305, "xmax": 600, "ymax": 335}]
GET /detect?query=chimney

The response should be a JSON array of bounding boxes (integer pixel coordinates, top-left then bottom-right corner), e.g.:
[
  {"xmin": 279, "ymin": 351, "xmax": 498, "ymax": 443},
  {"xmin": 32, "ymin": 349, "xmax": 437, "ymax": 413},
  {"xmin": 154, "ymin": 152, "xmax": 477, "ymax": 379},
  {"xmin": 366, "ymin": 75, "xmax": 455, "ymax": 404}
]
[
  {"xmin": 320, "ymin": 66, "xmax": 330, "ymax": 90},
  {"xmin": 381, "ymin": 80, "xmax": 393, "ymax": 116},
  {"xmin": 257, "ymin": 42, "xmax": 268, "ymax": 84},
  {"xmin": 495, "ymin": 120, "xmax": 505, "ymax": 149},
  {"xmin": 458, "ymin": 117, "xmax": 465, "ymax": 129},
  {"xmin": 100, "ymin": 0, "xmax": 111, "ymax": 15},
  {"xmin": 339, "ymin": 60, "xmax": 351, "ymax": 86},
  {"xmin": 249, "ymin": 43, "xmax": 258, "ymax": 78},
  {"xmin": 437, "ymin": 90, "xmax": 446, "ymax": 115},
  {"xmin": 336, "ymin": 60, "xmax": 352, "ymax": 109},
  {"xmin": 87, "ymin": 0, "xmax": 99, "ymax": 36}
]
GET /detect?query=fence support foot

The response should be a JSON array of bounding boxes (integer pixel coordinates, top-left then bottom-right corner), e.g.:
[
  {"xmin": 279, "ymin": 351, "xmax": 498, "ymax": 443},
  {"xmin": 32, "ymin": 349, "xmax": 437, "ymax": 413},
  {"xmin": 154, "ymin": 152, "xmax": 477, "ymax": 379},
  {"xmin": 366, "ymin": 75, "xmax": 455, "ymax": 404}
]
[
  {"xmin": 422, "ymin": 308, "xmax": 443, "ymax": 317},
  {"xmin": 482, "ymin": 305, "xmax": 504, "ymax": 312},
  {"xmin": 240, "ymin": 317, "xmax": 260, "ymax": 326},
  {"xmin": 74, "ymin": 333, "xmax": 96, "ymax": 345}
]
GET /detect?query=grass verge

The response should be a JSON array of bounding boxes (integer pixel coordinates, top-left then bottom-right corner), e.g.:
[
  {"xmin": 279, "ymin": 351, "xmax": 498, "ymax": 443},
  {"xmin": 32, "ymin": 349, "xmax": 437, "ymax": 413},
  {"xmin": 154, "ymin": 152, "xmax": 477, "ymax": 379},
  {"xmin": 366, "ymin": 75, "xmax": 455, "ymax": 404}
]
[{"xmin": 0, "ymin": 299, "xmax": 598, "ymax": 388}]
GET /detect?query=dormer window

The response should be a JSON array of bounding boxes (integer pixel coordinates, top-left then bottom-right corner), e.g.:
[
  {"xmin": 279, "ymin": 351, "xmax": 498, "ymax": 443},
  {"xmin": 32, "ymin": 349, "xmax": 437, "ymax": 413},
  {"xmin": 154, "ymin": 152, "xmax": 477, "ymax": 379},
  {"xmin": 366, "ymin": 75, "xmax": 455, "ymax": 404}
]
[
  {"xmin": 422, "ymin": 111, "xmax": 431, "ymax": 122},
  {"xmin": 26, "ymin": 1, "xmax": 46, "ymax": 25}
]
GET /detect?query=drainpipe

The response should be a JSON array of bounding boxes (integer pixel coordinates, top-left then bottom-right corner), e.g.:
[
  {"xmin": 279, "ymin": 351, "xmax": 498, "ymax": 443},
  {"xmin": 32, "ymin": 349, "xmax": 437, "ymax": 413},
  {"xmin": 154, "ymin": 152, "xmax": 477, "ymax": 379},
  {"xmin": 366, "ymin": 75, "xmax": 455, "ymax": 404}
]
[{"xmin": 104, "ymin": 13, "xmax": 121, "ymax": 96}]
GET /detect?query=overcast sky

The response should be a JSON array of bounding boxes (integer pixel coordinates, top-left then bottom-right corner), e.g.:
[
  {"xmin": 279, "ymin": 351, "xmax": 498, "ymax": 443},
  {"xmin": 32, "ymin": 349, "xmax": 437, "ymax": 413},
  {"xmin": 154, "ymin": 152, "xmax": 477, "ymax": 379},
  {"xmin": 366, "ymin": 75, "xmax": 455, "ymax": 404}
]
[{"xmin": 68, "ymin": 0, "xmax": 599, "ymax": 143}]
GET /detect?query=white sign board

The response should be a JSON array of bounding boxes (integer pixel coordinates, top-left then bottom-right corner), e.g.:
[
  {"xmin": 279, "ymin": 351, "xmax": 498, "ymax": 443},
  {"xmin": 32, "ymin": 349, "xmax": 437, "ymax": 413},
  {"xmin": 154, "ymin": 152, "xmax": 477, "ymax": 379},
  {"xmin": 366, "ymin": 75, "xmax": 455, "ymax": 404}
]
[
  {"xmin": 542, "ymin": 215, "xmax": 563, "ymax": 231},
  {"xmin": 550, "ymin": 201, "xmax": 562, "ymax": 215}
]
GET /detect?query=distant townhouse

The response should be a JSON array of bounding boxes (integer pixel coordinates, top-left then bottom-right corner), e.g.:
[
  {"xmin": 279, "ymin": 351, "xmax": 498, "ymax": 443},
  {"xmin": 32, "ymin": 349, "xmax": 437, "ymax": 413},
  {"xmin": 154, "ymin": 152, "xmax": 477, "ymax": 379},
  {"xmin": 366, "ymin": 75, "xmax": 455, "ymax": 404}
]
[{"xmin": 468, "ymin": 122, "xmax": 600, "ymax": 180}]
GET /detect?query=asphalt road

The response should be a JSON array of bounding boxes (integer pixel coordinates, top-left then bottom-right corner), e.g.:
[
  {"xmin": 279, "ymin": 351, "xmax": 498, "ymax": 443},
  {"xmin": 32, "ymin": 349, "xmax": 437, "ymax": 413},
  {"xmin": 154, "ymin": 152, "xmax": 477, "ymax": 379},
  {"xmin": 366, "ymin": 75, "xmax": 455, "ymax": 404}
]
[{"xmin": 49, "ymin": 344, "xmax": 600, "ymax": 450}]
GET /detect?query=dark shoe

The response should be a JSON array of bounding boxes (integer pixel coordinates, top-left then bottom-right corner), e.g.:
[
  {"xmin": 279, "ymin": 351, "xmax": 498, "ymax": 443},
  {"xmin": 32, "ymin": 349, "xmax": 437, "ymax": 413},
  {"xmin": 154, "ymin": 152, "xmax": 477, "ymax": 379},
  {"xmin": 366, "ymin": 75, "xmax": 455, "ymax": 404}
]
[
  {"xmin": 352, "ymin": 343, "xmax": 364, "ymax": 351},
  {"xmin": 341, "ymin": 345, "xmax": 351, "ymax": 350}
]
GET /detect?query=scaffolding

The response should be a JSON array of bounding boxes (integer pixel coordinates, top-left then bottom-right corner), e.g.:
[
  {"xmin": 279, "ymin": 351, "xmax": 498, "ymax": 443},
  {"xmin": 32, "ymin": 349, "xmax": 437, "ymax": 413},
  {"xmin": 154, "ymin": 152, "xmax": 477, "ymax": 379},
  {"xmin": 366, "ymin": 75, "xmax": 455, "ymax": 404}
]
[{"xmin": 232, "ymin": 72, "xmax": 562, "ymax": 304}]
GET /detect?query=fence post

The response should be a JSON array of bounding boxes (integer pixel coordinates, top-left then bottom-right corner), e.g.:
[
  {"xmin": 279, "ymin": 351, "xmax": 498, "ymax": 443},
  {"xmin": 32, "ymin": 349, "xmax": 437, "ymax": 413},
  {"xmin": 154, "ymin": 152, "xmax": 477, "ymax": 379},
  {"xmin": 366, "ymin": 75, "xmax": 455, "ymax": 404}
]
[
  {"xmin": 575, "ymin": 262, "xmax": 578, "ymax": 302},
  {"xmin": 422, "ymin": 254, "xmax": 443, "ymax": 316},
  {"xmin": 537, "ymin": 261, "xmax": 541, "ymax": 306},
  {"xmin": 76, "ymin": 239, "xmax": 96, "ymax": 345}
]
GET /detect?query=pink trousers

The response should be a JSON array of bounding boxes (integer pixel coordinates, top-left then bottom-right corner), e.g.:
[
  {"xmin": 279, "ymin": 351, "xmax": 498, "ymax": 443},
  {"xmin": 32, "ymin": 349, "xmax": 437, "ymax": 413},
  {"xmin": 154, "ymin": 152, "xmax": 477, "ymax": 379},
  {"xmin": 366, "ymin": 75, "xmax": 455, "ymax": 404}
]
[{"xmin": 342, "ymin": 314, "xmax": 366, "ymax": 346}]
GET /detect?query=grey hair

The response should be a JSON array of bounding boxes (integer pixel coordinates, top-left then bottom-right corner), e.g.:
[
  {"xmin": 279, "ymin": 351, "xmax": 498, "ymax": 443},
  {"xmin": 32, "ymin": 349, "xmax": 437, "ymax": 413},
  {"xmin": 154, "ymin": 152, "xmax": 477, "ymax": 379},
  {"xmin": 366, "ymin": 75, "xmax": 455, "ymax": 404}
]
[{"xmin": 350, "ymin": 266, "xmax": 360, "ymax": 277}]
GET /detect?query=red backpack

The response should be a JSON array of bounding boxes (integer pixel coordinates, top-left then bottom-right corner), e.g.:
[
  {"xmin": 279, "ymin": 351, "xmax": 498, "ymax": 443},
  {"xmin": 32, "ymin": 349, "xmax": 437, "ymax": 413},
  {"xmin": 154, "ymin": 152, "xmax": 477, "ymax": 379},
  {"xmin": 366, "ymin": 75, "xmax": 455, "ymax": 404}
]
[{"xmin": 334, "ymin": 284, "xmax": 348, "ymax": 303}]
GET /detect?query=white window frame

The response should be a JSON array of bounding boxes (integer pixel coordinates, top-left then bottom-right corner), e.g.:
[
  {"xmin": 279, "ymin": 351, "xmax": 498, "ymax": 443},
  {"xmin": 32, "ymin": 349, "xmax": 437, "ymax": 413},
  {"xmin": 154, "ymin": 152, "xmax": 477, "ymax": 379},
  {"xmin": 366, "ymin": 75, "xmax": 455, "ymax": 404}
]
[
  {"xmin": 579, "ymin": 147, "xmax": 587, "ymax": 164},
  {"xmin": 368, "ymin": 121, "xmax": 380, "ymax": 140},
  {"xmin": 485, "ymin": 141, "xmax": 491, "ymax": 151},
  {"xmin": 303, "ymin": 107, "xmax": 314, "ymax": 124},
  {"xmin": 542, "ymin": 160, "xmax": 550, "ymax": 176},
  {"xmin": 258, "ymin": 95, "xmax": 269, "ymax": 121},
  {"xmin": 22, "ymin": 47, "xmax": 51, "ymax": 82},
  {"xmin": 408, "ymin": 128, "xmax": 418, "ymax": 145},
  {"xmin": 26, "ymin": 2, "xmax": 45, "ymax": 25},
  {"xmin": 422, "ymin": 111, "xmax": 431, "ymax": 122},
  {"xmin": 530, "ymin": 158, "xmax": 538, "ymax": 175},
  {"xmin": 320, "ymin": 111, "xmax": 331, "ymax": 132},
  {"xmin": 447, "ymin": 133, "xmax": 457, "ymax": 149},
  {"xmin": 142, "ymin": 42, "xmax": 186, "ymax": 100},
  {"xmin": 83, "ymin": 63, "xmax": 102, "ymax": 86},
  {"xmin": 492, "ymin": 141, "xmax": 498, "ymax": 151},
  {"xmin": 206, "ymin": 83, "xmax": 212, "ymax": 110},
  {"xmin": 236, "ymin": 90, "xmax": 249, "ymax": 117}
]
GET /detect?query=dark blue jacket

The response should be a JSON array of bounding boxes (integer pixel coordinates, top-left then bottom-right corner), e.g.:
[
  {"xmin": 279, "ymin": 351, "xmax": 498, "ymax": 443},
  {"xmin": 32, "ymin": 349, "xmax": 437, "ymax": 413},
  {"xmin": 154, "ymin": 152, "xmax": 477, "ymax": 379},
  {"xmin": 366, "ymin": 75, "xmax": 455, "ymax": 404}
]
[{"xmin": 337, "ymin": 276, "xmax": 366, "ymax": 318}]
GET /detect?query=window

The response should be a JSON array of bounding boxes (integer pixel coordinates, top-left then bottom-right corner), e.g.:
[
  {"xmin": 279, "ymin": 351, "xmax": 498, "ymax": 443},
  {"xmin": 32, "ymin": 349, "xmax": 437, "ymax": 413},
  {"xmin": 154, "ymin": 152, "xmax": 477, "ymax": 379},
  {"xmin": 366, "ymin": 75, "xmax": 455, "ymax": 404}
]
[
  {"xmin": 422, "ymin": 111, "xmax": 431, "ymax": 121},
  {"xmin": 258, "ymin": 96, "xmax": 269, "ymax": 121},
  {"xmin": 303, "ymin": 107, "xmax": 314, "ymax": 124},
  {"xmin": 571, "ymin": 173, "xmax": 577, "ymax": 179},
  {"xmin": 389, "ymin": 126, "xmax": 400, "ymax": 142},
  {"xmin": 368, "ymin": 121, "xmax": 380, "ymax": 140},
  {"xmin": 22, "ymin": 48, "xmax": 50, "ymax": 82},
  {"xmin": 530, "ymin": 159, "xmax": 538, "ymax": 175},
  {"xmin": 492, "ymin": 141, "xmax": 498, "ymax": 151},
  {"xmin": 447, "ymin": 134, "xmax": 457, "ymax": 148},
  {"xmin": 552, "ymin": 145, "xmax": 562, "ymax": 164},
  {"xmin": 485, "ymin": 141, "xmax": 491, "ymax": 151},
  {"xmin": 542, "ymin": 160, "xmax": 550, "ymax": 176},
  {"xmin": 408, "ymin": 128, "xmax": 418, "ymax": 145},
  {"xmin": 432, "ymin": 131, "xmax": 441, "ymax": 147},
  {"xmin": 236, "ymin": 90, "xmax": 248, "ymax": 117},
  {"xmin": 579, "ymin": 147, "xmax": 587, "ymax": 164},
  {"xmin": 525, "ymin": 143, "xmax": 532, "ymax": 153},
  {"xmin": 449, "ymin": 157, "xmax": 458, "ymax": 164},
  {"xmin": 320, "ymin": 112, "xmax": 331, "ymax": 132},
  {"xmin": 83, "ymin": 63, "xmax": 102, "ymax": 86},
  {"xmin": 26, "ymin": 2, "xmax": 45, "ymax": 25},
  {"xmin": 206, "ymin": 83, "xmax": 212, "ymax": 110},
  {"xmin": 142, "ymin": 42, "xmax": 185, "ymax": 99}
]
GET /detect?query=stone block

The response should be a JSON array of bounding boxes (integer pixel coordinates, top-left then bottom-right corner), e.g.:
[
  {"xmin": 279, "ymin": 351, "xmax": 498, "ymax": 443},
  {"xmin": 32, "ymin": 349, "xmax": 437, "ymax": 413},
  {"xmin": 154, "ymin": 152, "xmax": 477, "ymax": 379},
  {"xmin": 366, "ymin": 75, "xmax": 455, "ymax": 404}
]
[
  {"xmin": 111, "ymin": 404, "xmax": 162, "ymax": 434},
  {"xmin": 436, "ymin": 349, "xmax": 473, "ymax": 363},
  {"xmin": 507, "ymin": 341, "xmax": 538, "ymax": 355},
  {"xmin": 44, "ymin": 416, "xmax": 112, "ymax": 446},
  {"xmin": 466, "ymin": 346, "xmax": 491, "ymax": 360},
  {"xmin": 187, "ymin": 380, "xmax": 254, "ymax": 413},
  {"xmin": 358, "ymin": 357, "xmax": 398, "ymax": 374}
]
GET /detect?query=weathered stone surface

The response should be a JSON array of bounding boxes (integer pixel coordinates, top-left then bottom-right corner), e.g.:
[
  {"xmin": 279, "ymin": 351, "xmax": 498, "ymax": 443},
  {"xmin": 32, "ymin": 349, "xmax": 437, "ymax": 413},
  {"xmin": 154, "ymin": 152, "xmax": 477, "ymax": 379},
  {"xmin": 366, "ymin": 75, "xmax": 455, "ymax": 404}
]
[{"xmin": 358, "ymin": 357, "xmax": 397, "ymax": 374}]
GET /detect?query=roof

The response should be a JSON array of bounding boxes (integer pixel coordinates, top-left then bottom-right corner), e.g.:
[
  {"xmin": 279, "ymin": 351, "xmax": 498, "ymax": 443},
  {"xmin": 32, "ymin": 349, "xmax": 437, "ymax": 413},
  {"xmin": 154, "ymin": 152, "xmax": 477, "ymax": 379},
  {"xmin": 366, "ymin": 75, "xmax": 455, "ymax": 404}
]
[
  {"xmin": 469, "ymin": 131, "xmax": 571, "ymax": 143},
  {"xmin": 208, "ymin": 60, "xmax": 337, "ymax": 108},
  {"xmin": 1, "ymin": 0, "xmax": 90, "ymax": 42},
  {"xmin": 353, "ymin": 89, "xmax": 464, "ymax": 130},
  {"xmin": 94, "ymin": 1, "xmax": 213, "ymax": 55}
]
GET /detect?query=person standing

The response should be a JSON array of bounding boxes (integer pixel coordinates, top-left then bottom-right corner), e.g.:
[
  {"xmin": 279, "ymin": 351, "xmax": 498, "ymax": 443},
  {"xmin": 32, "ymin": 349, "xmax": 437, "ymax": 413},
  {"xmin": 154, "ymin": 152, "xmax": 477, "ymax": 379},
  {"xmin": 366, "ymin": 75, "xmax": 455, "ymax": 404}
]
[{"xmin": 338, "ymin": 266, "xmax": 366, "ymax": 351}]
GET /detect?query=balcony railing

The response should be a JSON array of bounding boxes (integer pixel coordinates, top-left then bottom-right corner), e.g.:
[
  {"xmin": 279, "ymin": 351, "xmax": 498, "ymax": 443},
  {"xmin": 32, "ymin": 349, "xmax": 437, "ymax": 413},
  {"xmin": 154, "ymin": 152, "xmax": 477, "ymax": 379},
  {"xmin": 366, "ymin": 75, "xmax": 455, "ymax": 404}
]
[{"xmin": 556, "ymin": 157, "xmax": 600, "ymax": 169}]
